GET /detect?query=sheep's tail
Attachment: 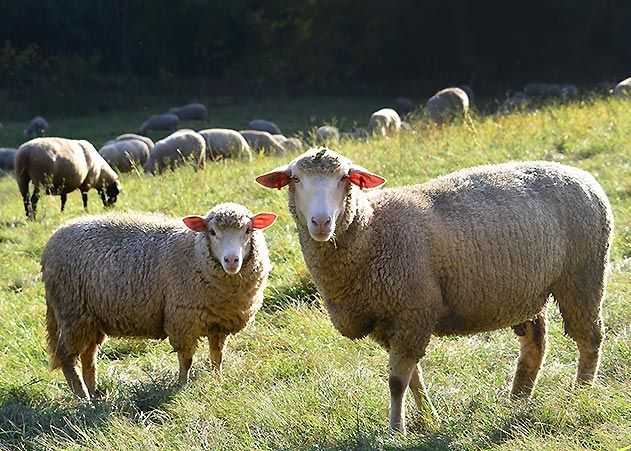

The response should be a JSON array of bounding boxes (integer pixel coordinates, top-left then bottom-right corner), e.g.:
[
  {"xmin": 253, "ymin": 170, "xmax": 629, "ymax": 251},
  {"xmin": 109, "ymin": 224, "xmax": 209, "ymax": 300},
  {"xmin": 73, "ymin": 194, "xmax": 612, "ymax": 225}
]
[
  {"xmin": 14, "ymin": 148, "xmax": 31, "ymax": 199},
  {"xmin": 46, "ymin": 303, "xmax": 61, "ymax": 370}
]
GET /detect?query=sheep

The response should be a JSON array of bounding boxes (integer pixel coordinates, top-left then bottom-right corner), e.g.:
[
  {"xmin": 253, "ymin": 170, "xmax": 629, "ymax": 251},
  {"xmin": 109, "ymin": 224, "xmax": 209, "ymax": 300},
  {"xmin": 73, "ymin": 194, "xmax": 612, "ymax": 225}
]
[
  {"xmin": 316, "ymin": 125, "xmax": 340, "ymax": 145},
  {"xmin": 256, "ymin": 148, "xmax": 613, "ymax": 434},
  {"xmin": 144, "ymin": 129, "xmax": 206, "ymax": 174},
  {"xmin": 168, "ymin": 103, "xmax": 208, "ymax": 121},
  {"xmin": 498, "ymin": 91, "xmax": 528, "ymax": 115},
  {"xmin": 42, "ymin": 203, "xmax": 277, "ymax": 399},
  {"xmin": 198, "ymin": 128, "xmax": 252, "ymax": 161},
  {"xmin": 340, "ymin": 127, "xmax": 368, "ymax": 141},
  {"xmin": 15, "ymin": 138, "xmax": 121, "ymax": 220},
  {"xmin": 138, "ymin": 113, "xmax": 179, "ymax": 135},
  {"xmin": 248, "ymin": 119, "xmax": 282, "ymax": 135},
  {"xmin": 0, "ymin": 147, "xmax": 17, "ymax": 171},
  {"xmin": 239, "ymin": 130, "xmax": 285, "ymax": 155},
  {"xmin": 23, "ymin": 116, "xmax": 49, "ymax": 139},
  {"xmin": 394, "ymin": 97, "xmax": 414, "ymax": 116},
  {"xmin": 613, "ymin": 77, "xmax": 631, "ymax": 98},
  {"xmin": 524, "ymin": 83, "xmax": 578, "ymax": 100},
  {"xmin": 368, "ymin": 108, "xmax": 401, "ymax": 137},
  {"xmin": 273, "ymin": 134, "xmax": 303, "ymax": 152},
  {"xmin": 115, "ymin": 133, "xmax": 155, "ymax": 151},
  {"xmin": 426, "ymin": 87, "xmax": 469, "ymax": 124},
  {"xmin": 459, "ymin": 85, "xmax": 475, "ymax": 105},
  {"xmin": 98, "ymin": 139, "xmax": 151, "ymax": 173}
]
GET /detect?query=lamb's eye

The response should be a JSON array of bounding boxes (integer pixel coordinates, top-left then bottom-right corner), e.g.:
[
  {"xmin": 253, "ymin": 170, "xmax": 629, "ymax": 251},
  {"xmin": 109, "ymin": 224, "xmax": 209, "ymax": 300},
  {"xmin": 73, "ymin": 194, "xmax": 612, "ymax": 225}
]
[
  {"xmin": 209, "ymin": 229, "xmax": 216, "ymax": 236},
  {"xmin": 245, "ymin": 227, "xmax": 252, "ymax": 235},
  {"xmin": 291, "ymin": 176, "xmax": 300, "ymax": 183},
  {"xmin": 340, "ymin": 175, "xmax": 348, "ymax": 182}
]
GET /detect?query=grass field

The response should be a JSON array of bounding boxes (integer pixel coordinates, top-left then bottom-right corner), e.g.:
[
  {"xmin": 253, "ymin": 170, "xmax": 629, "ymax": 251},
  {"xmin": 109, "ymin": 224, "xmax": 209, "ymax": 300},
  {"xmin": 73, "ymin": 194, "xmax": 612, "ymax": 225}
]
[{"xmin": 0, "ymin": 97, "xmax": 629, "ymax": 450}]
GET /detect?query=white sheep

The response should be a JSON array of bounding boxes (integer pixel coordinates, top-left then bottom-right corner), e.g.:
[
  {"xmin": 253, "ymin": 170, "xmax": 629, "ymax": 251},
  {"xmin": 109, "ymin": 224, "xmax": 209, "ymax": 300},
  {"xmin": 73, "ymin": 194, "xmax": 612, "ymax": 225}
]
[
  {"xmin": 426, "ymin": 87, "xmax": 469, "ymax": 124},
  {"xmin": 99, "ymin": 139, "xmax": 151, "ymax": 173},
  {"xmin": 198, "ymin": 128, "xmax": 252, "ymax": 161},
  {"xmin": 316, "ymin": 125, "xmax": 340, "ymax": 145},
  {"xmin": 138, "ymin": 113, "xmax": 179, "ymax": 135},
  {"xmin": 256, "ymin": 148, "xmax": 613, "ymax": 433},
  {"xmin": 15, "ymin": 137, "xmax": 121, "ymax": 220},
  {"xmin": 368, "ymin": 108, "xmax": 401, "ymax": 137},
  {"xmin": 248, "ymin": 119, "xmax": 282, "ymax": 135},
  {"xmin": 168, "ymin": 103, "xmax": 208, "ymax": 121},
  {"xmin": 23, "ymin": 116, "xmax": 49, "ymax": 139},
  {"xmin": 613, "ymin": 77, "xmax": 631, "ymax": 98},
  {"xmin": 239, "ymin": 130, "xmax": 285, "ymax": 155},
  {"xmin": 42, "ymin": 203, "xmax": 277, "ymax": 399},
  {"xmin": 144, "ymin": 129, "xmax": 206, "ymax": 174}
]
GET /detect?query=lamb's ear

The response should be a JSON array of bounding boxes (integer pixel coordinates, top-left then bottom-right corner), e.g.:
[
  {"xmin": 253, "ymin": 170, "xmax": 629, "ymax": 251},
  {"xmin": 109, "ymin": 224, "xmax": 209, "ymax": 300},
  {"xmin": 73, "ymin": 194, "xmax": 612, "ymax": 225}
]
[
  {"xmin": 255, "ymin": 166, "xmax": 291, "ymax": 190},
  {"xmin": 251, "ymin": 212, "xmax": 277, "ymax": 230},
  {"xmin": 347, "ymin": 165, "xmax": 386, "ymax": 189},
  {"xmin": 183, "ymin": 215, "xmax": 208, "ymax": 232}
]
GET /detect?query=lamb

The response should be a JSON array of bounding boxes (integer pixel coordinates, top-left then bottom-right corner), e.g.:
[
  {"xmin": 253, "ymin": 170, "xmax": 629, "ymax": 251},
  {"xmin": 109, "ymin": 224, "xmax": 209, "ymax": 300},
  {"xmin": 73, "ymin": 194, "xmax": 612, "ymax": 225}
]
[
  {"xmin": 368, "ymin": 108, "xmax": 401, "ymax": 137},
  {"xmin": 256, "ymin": 148, "xmax": 613, "ymax": 433},
  {"xmin": 15, "ymin": 137, "xmax": 121, "ymax": 220},
  {"xmin": 42, "ymin": 203, "xmax": 277, "ymax": 399},
  {"xmin": 99, "ymin": 139, "xmax": 151, "ymax": 173},
  {"xmin": 239, "ymin": 130, "xmax": 285, "ymax": 155},
  {"xmin": 198, "ymin": 128, "xmax": 252, "ymax": 161},
  {"xmin": 0, "ymin": 147, "xmax": 17, "ymax": 171},
  {"xmin": 248, "ymin": 119, "xmax": 282, "ymax": 135},
  {"xmin": 168, "ymin": 103, "xmax": 208, "ymax": 121},
  {"xmin": 138, "ymin": 113, "xmax": 179, "ymax": 135},
  {"xmin": 23, "ymin": 116, "xmax": 49, "ymax": 139},
  {"xmin": 394, "ymin": 97, "xmax": 414, "ymax": 116},
  {"xmin": 425, "ymin": 87, "xmax": 469, "ymax": 124},
  {"xmin": 144, "ymin": 129, "xmax": 206, "ymax": 174},
  {"xmin": 613, "ymin": 77, "xmax": 631, "ymax": 98},
  {"xmin": 316, "ymin": 125, "xmax": 340, "ymax": 145}
]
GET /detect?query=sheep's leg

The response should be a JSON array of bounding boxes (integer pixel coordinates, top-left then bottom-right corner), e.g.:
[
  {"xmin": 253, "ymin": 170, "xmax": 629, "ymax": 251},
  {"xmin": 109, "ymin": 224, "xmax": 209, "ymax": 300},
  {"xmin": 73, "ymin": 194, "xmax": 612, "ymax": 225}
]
[
  {"xmin": 176, "ymin": 350, "xmax": 195, "ymax": 385},
  {"xmin": 208, "ymin": 333, "xmax": 227, "ymax": 371},
  {"xmin": 409, "ymin": 364, "xmax": 438, "ymax": 425},
  {"xmin": 29, "ymin": 186, "xmax": 40, "ymax": 220},
  {"xmin": 511, "ymin": 309, "xmax": 548, "ymax": 398},
  {"xmin": 81, "ymin": 191, "xmax": 88, "ymax": 210},
  {"xmin": 388, "ymin": 353, "xmax": 417, "ymax": 434},
  {"xmin": 80, "ymin": 331, "xmax": 105, "ymax": 398},
  {"xmin": 60, "ymin": 192, "xmax": 67, "ymax": 212},
  {"xmin": 56, "ymin": 337, "xmax": 90, "ymax": 399}
]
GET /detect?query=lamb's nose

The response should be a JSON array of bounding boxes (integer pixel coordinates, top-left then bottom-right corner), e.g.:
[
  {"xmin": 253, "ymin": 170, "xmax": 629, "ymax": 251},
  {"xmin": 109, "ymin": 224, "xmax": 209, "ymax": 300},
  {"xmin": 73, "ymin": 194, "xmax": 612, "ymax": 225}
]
[{"xmin": 311, "ymin": 215, "xmax": 332, "ymax": 227}]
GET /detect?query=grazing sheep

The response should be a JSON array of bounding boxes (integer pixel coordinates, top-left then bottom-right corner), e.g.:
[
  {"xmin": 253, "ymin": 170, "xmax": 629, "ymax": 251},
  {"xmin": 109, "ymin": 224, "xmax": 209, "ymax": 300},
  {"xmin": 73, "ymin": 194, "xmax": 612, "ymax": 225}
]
[
  {"xmin": 256, "ymin": 148, "xmax": 613, "ymax": 433},
  {"xmin": 524, "ymin": 83, "xmax": 578, "ymax": 100},
  {"xmin": 316, "ymin": 125, "xmax": 340, "ymax": 145},
  {"xmin": 99, "ymin": 139, "xmax": 151, "ymax": 173},
  {"xmin": 23, "ymin": 116, "xmax": 49, "ymax": 139},
  {"xmin": 368, "ymin": 108, "xmax": 401, "ymax": 137},
  {"xmin": 340, "ymin": 127, "xmax": 368, "ymax": 140},
  {"xmin": 144, "ymin": 129, "xmax": 206, "ymax": 174},
  {"xmin": 613, "ymin": 77, "xmax": 631, "ymax": 98},
  {"xmin": 42, "ymin": 203, "xmax": 277, "ymax": 399},
  {"xmin": 15, "ymin": 138, "xmax": 121, "ymax": 220},
  {"xmin": 198, "ymin": 128, "xmax": 252, "ymax": 161},
  {"xmin": 248, "ymin": 119, "xmax": 282, "ymax": 135},
  {"xmin": 115, "ymin": 133, "xmax": 155, "ymax": 151},
  {"xmin": 498, "ymin": 91, "xmax": 528, "ymax": 115},
  {"xmin": 426, "ymin": 87, "xmax": 469, "ymax": 124},
  {"xmin": 139, "ymin": 114, "xmax": 179, "ymax": 135},
  {"xmin": 282, "ymin": 137, "xmax": 303, "ymax": 152},
  {"xmin": 0, "ymin": 147, "xmax": 17, "ymax": 171},
  {"xmin": 168, "ymin": 103, "xmax": 208, "ymax": 121},
  {"xmin": 394, "ymin": 97, "xmax": 414, "ymax": 116},
  {"xmin": 459, "ymin": 85, "xmax": 475, "ymax": 105},
  {"xmin": 240, "ymin": 130, "xmax": 285, "ymax": 155}
]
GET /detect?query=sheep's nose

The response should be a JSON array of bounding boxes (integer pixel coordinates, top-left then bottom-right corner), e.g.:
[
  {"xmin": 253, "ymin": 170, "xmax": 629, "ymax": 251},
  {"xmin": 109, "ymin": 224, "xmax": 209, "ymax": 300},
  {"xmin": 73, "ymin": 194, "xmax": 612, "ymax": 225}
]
[
  {"xmin": 311, "ymin": 215, "xmax": 331, "ymax": 227},
  {"xmin": 223, "ymin": 255, "xmax": 239, "ymax": 264}
]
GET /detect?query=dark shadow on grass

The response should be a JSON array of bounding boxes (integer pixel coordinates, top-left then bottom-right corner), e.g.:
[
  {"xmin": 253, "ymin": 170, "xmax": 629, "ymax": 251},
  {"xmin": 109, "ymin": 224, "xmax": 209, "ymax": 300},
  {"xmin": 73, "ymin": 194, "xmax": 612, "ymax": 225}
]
[{"xmin": 305, "ymin": 429, "xmax": 454, "ymax": 451}]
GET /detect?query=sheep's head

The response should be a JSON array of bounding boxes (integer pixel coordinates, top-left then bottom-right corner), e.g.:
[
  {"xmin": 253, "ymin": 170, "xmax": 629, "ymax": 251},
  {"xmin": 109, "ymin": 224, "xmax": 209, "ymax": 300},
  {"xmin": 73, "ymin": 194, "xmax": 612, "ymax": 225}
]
[
  {"xmin": 183, "ymin": 203, "xmax": 276, "ymax": 274},
  {"xmin": 255, "ymin": 147, "xmax": 385, "ymax": 242}
]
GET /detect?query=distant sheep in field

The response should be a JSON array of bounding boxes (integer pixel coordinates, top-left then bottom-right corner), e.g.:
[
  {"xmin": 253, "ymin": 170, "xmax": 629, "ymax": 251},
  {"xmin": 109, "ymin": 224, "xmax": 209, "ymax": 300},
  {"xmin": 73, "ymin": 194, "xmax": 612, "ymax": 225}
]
[
  {"xmin": 42, "ymin": 203, "xmax": 277, "ymax": 399},
  {"xmin": 273, "ymin": 135, "xmax": 303, "ymax": 152},
  {"xmin": 426, "ymin": 87, "xmax": 469, "ymax": 124},
  {"xmin": 524, "ymin": 83, "xmax": 578, "ymax": 100},
  {"xmin": 316, "ymin": 126, "xmax": 340, "ymax": 145},
  {"xmin": 240, "ymin": 130, "xmax": 285, "ymax": 155},
  {"xmin": 15, "ymin": 137, "xmax": 121, "ymax": 220},
  {"xmin": 459, "ymin": 85, "xmax": 475, "ymax": 105},
  {"xmin": 0, "ymin": 147, "xmax": 17, "ymax": 171},
  {"xmin": 613, "ymin": 77, "xmax": 631, "ymax": 98},
  {"xmin": 498, "ymin": 91, "xmax": 528, "ymax": 115},
  {"xmin": 256, "ymin": 148, "xmax": 613, "ymax": 434},
  {"xmin": 99, "ymin": 138, "xmax": 152, "ymax": 173},
  {"xmin": 168, "ymin": 103, "xmax": 208, "ymax": 121},
  {"xmin": 368, "ymin": 108, "xmax": 401, "ymax": 137},
  {"xmin": 23, "ymin": 116, "xmax": 49, "ymax": 139},
  {"xmin": 198, "ymin": 128, "xmax": 252, "ymax": 161},
  {"xmin": 341, "ymin": 127, "xmax": 368, "ymax": 140},
  {"xmin": 248, "ymin": 119, "xmax": 282, "ymax": 135},
  {"xmin": 394, "ymin": 97, "xmax": 414, "ymax": 116},
  {"xmin": 139, "ymin": 114, "xmax": 179, "ymax": 135},
  {"xmin": 115, "ymin": 133, "xmax": 155, "ymax": 151},
  {"xmin": 144, "ymin": 129, "xmax": 206, "ymax": 174}
]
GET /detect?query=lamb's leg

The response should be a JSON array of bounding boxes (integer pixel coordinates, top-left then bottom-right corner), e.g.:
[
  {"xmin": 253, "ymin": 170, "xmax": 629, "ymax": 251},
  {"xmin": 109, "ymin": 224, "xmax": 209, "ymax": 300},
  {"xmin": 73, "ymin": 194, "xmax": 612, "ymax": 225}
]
[
  {"xmin": 511, "ymin": 309, "xmax": 548, "ymax": 398},
  {"xmin": 388, "ymin": 353, "xmax": 417, "ymax": 434},
  {"xmin": 81, "ymin": 191, "xmax": 88, "ymax": 210},
  {"xmin": 409, "ymin": 364, "xmax": 438, "ymax": 425},
  {"xmin": 30, "ymin": 186, "xmax": 40, "ymax": 220},
  {"xmin": 80, "ymin": 331, "xmax": 105, "ymax": 398},
  {"xmin": 208, "ymin": 333, "xmax": 227, "ymax": 371},
  {"xmin": 60, "ymin": 192, "xmax": 67, "ymax": 212}
]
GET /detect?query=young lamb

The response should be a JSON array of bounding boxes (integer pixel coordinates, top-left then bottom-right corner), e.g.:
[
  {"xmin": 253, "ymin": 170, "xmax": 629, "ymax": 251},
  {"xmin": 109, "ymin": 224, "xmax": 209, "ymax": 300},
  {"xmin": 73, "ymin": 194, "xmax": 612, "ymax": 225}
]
[
  {"xmin": 23, "ymin": 116, "xmax": 49, "ymax": 139},
  {"xmin": 144, "ymin": 129, "xmax": 206, "ymax": 174},
  {"xmin": 42, "ymin": 203, "xmax": 277, "ymax": 399},
  {"xmin": 368, "ymin": 108, "xmax": 401, "ymax": 137},
  {"xmin": 256, "ymin": 148, "xmax": 613, "ymax": 433},
  {"xmin": 138, "ymin": 113, "xmax": 179, "ymax": 135},
  {"xmin": 15, "ymin": 137, "xmax": 121, "ymax": 220},
  {"xmin": 426, "ymin": 87, "xmax": 470, "ymax": 124},
  {"xmin": 168, "ymin": 103, "xmax": 208, "ymax": 121},
  {"xmin": 198, "ymin": 128, "xmax": 253, "ymax": 161}
]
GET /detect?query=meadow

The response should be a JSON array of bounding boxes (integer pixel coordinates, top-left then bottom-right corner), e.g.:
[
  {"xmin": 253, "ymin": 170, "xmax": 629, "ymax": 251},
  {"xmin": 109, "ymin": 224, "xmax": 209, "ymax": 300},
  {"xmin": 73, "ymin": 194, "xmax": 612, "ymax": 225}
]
[{"xmin": 0, "ymin": 97, "xmax": 629, "ymax": 450}]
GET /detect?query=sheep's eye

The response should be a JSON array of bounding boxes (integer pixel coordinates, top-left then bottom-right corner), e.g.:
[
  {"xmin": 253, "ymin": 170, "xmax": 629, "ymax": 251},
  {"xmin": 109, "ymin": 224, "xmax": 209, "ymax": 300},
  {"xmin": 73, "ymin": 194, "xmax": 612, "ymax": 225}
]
[
  {"xmin": 245, "ymin": 227, "xmax": 252, "ymax": 235},
  {"xmin": 340, "ymin": 174, "xmax": 348, "ymax": 182},
  {"xmin": 209, "ymin": 229, "xmax": 216, "ymax": 236},
  {"xmin": 291, "ymin": 176, "xmax": 300, "ymax": 183}
]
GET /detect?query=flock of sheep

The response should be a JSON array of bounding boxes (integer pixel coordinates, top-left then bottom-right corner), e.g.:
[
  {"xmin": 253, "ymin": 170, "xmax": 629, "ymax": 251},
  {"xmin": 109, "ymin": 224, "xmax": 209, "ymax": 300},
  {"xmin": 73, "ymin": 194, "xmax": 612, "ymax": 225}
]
[{"xmin": 1, "ymin": 76, "xmax": 625, "ymax": 433}]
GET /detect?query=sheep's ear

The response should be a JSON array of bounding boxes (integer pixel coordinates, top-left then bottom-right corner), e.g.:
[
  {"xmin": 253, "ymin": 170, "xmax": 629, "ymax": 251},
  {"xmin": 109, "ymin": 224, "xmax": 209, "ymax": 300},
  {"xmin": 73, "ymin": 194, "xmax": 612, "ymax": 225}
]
[
  {"xmin": 251, "ymin": 212, "xmax": 277, "ymax": 230},
  {"xmin": 348, "ymin": 166, "xmax": 386, "ymax": 189},
  {"xmin": 255, "ymin": 166, "xmax": 291, "ymax": 189},
  {"xmin": 183, "ymin": 215, "xmax": 208, "ymax": 232}
]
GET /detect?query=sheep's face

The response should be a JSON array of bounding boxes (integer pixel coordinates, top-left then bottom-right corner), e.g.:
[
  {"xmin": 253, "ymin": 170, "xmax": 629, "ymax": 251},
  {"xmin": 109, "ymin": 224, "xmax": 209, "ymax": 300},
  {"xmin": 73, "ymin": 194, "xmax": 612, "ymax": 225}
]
[
  {"xmin": 183, "ymin": 207, "xmax": 276, "ymax": 275},
  {"xmin": 255, "ymin": 148, "xmax": 386, "ymax": 242},
  {"xmin": 103, "ymin": 181, "xmax": 121, "ymax": 207}
]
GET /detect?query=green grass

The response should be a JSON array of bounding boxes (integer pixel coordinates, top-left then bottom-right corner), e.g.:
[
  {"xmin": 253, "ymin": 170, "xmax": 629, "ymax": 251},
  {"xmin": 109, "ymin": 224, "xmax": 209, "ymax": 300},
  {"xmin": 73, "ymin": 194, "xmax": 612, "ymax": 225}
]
[{"xmin": 0, "ymin": 96, "xmax": 630, "ymax": 450}]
